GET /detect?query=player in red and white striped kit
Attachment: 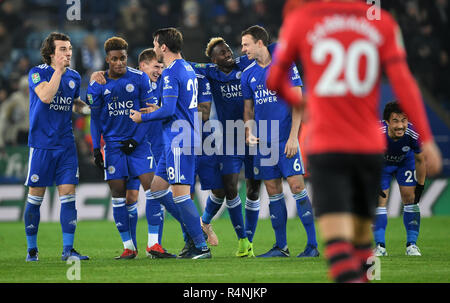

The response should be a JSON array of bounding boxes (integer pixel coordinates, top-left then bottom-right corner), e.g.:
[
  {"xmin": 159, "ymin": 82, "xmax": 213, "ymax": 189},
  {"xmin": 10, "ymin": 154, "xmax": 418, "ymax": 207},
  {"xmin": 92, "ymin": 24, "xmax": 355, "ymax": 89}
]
[{"xmin": 267, "ymin": 0, "xmax": 442, "ymax": 282}]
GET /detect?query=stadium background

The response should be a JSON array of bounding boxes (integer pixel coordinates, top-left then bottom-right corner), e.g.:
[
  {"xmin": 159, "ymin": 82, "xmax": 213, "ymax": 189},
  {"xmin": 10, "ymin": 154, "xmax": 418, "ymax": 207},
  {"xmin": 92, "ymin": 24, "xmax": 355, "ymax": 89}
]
[{"xmin": 0, "ymin": 0, "xmax": 449, "ymax": 222}]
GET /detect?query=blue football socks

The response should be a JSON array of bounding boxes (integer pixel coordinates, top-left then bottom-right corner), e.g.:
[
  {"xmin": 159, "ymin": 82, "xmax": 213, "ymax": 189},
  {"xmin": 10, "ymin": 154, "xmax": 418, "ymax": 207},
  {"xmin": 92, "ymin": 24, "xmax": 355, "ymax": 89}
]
[
  {"xmin": 226, "ymin": 195, "xmax": 246, "ymax": 239},
  {"xmin": 403, "ymin": 204, "xmax": 420, "ymax": 246},
  {"xmin": 24, "ymin": 194, "xmax": 43, "ymax": 251},
  {"xmin": 373, "ymin": 207, "xmax": 388, "ymax": 246},
  {"xmin": 245, "ymin": 197, "xmax": 260, "ymax": 243},
  {"xmin": 174, "ymin": 194, "xmax": 207, "ymax": 250},
  {"xmin": 60, "ymin": 194, "xmax": 77, "ymax": 251},
  {"xmin": 126, "ymin": 201, "xmax": 138, "ymax": 249},
  {"xmin": 268, "ymin": 193, "xmax": 288, "ymax": 249},
  {"xmin": 293, "ymin": 190, "xmax": 318, "ymax": 248},
  {"xmin": 201, "ymin": 193, "xmax": 224, "ymax": 224},
  {"xmin": 112, "ymin": 197, "xmax": 134, "ymax": 250}
]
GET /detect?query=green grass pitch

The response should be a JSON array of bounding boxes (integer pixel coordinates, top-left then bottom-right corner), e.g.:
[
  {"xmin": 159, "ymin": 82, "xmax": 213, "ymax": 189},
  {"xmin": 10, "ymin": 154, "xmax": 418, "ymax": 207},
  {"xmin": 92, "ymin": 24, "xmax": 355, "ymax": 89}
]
[{"xmin": 1, "ymin": 217, "xmax": 449, "ymax": 283}]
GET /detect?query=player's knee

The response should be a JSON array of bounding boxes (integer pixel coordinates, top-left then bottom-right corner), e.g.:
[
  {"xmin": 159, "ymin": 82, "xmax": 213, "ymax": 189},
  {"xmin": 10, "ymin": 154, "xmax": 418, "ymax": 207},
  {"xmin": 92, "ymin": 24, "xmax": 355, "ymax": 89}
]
[
  {"xmin": 223, "ymin": 183, "xmax": 238, "ymax": 200},
  {"xmin": 126, "ymin": 190, "xmax": 139, "ymax": 204},
  {"xmin": 246, "ymin": 183, "xmax": 260, "ymax": 201},
  {"xmin": 265, "ymin": 181, "xmax": 282, "ymax": 197},
  {"xmin": 402, "ymin": 194, "xmax": 415, "ymax": 204},
  {"xmin": 287, "ymin": 175, "xmax": 305, "ymax": 194},
  {"xmin": 212, "ymin": 188, "xmax": 226, "ymax": 200}
]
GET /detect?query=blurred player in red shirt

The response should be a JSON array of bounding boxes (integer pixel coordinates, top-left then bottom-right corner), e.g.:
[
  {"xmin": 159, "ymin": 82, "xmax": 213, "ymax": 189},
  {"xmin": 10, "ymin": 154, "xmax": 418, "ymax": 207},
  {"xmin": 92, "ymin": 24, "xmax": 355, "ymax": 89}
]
[{"xmin": 267, "ymin": 0, "xmax": 442, "ymax": 282}]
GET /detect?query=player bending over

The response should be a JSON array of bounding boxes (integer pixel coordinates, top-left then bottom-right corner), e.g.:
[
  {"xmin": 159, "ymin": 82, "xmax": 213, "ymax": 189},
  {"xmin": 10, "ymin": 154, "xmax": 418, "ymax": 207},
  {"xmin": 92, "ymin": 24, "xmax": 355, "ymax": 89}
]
[{"xmin": 373, "ymin": 101, "xmax": 426, "ymax": 256}]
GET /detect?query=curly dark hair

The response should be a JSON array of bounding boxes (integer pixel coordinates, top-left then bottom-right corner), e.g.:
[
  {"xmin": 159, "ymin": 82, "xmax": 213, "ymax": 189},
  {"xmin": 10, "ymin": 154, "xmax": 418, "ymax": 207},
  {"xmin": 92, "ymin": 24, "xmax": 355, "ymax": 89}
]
[
  {"xmin": 104, "ymin": 36, "xmax": 128, "ymax": 53},
  {"xmin": 40, "ymin": 32, "xmax": 71, "ymax": 65}
]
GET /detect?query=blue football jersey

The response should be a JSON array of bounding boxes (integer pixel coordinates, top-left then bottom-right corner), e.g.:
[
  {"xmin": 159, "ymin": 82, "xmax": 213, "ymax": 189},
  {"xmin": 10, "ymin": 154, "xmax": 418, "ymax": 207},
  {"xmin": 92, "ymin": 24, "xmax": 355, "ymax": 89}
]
[
  {"xmin": 151, "ymin": 59, "xmax": 200, "ymax": 148},
  {"xmin": 380, "ymin": 120, "xmax": 421, "ymax": 165},
  {"xmin": 196, "ymin": 73, "xmax": 213, "ymax": 143},
  {"xmin": 88, "ymin": 67, "xmax": 153, "ymax": 149},
  {"xmin": 145, "ymin": 77, "xmax": 165, "ymax": 153},
  {"xmin": 241, "ymin": 61, "xmax": 302, "ymax": 144},
  {"xmin": 28, "ymin": 64, "xmax": 81, "ymax": 149}
]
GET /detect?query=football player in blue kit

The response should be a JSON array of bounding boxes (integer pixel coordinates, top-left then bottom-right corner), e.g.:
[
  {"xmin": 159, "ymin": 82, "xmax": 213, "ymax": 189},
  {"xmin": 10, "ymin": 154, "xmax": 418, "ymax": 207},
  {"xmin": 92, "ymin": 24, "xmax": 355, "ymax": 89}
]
[
  {"xmin": 130, "ymin": 28, "xmax": 211, "ymax": 259},
  {"xmin": 190, "ymin": 73, "xmax": 226, "ymax": 247},
  {"xmin": 373, "ymin": 101, "xmax": 426, "ymax": 256},
  {"xmin": 88, "ymin": 37, "xmax": 164, "ymax": 259},
  {"xmin": 124, "ymin": 49, "xmax": 167, "ymax": 254},
  {"xmin": 191, "ymin": 38, "xmax": 266, "ymax": 257},
  {"xmin": 241, "ymin": 25, "xmax": 319, "ymax": 257},
  {"xmin": 24, "ymin": 32, "xmax": 89, "ymax": 262}
]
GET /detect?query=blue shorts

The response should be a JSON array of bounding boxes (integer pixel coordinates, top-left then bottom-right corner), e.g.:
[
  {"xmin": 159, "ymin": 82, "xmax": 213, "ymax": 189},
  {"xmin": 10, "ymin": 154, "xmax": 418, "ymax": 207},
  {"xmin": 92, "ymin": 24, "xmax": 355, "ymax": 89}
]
[
  {"xmin": 380, "ymin": 159, "xmax": 417, "ymax": 190},
  {"xmin": 253, "ymin": 140, "xmax": 305, "ymax": 180},
  {"xmin": 219, "ymin": 154, "xmax": 255, "ymax": 179},
  {"xmin": 126, "ymin": 176, "xmax": 141, "ymax": 191},
  {"xmin": 150, "ymin": 142, "xmax": 164, "ymax": 165},
  {"xmin": 192, "ymin": 154, "xmax": 223, "ymax": 192},
  {"xmin": 155, "ymin": 145, "xmax": 195, "ymax": 185},
  {"xmin": 25, "ymin": 145, "xmax": 79, "ymax": 187},
  {"xmin": 103, "ymin": 142, "xmax": 155, "ymax": 181}
]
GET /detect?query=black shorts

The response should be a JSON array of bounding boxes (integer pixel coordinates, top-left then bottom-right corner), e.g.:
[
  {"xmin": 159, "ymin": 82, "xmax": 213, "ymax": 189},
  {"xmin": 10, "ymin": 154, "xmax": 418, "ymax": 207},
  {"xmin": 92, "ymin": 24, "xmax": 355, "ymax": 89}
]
[{"xmin": 308, "ymin": 153, "xmax": 384, "ymax": 218}]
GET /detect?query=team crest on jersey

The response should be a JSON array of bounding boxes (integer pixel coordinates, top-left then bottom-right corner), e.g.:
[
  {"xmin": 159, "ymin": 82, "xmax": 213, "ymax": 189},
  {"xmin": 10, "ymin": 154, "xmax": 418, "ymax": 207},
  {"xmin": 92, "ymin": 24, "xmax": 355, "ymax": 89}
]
[
  {"xmin": 152, "ymin": 82, "xmax": 157, "ymax": 90},
  {"xmin": 108, "ymin": 166, "xmax": 116, "ymax": 174},
  {"xmin": 402, "ymin": 146, "xmax": 411, "ymax": 152},
  {"xmin": 126, "ymin": 84, "xmax": 135, "ymax": 93},
  {"xmin": 236, "ymin": 71, "xmax": 242, "ymax": 79},
  {"xmin": 69, "ymin": 80, "xmax": 75, "ymax": 89},
  {"xmin": 30, "ymin": 174, "xmax": 39, "ymax": 183},
  {"xmin": 31, "ymin": 73, "xmax": 40, "ymax": 84},
  {"xmin": 253, "ymin": 167, "xmax": 259, "ymax": 175},
  {"xmin": 87, "ymin": 94, "xmax": 93, "ymax": 104}
]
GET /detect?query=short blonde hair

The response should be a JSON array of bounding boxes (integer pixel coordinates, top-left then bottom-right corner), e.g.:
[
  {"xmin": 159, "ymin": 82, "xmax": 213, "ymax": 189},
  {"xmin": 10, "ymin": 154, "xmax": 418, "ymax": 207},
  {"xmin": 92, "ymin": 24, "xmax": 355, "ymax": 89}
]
[{"xmin": 204, "ymin": 37, "xmax": 226, "ymax": 58}]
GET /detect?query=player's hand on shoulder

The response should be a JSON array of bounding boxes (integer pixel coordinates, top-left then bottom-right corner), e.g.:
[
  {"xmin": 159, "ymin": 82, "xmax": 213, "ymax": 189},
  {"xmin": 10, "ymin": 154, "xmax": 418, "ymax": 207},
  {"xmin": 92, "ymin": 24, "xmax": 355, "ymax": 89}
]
[{"xmin": 90, "ymin": 71, "xmax": 106, "ymax": 85}]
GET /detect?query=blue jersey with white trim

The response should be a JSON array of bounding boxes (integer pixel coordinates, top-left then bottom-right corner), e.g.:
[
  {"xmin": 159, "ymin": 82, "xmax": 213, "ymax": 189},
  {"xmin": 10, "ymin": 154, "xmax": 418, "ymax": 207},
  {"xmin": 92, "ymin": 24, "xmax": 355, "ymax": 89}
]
[
  {"xmin": 160, "ymin": 59, "xmax": 200, "ymax": 148},
  {"xmin": 381, "ymin": 120, "xmax": 421, "ymax": 165},
  {"xmin": 87, "ymin": 67, "xmax": 153, "ymax": 147},
  {"xmin": 28, "ymin": 64, "xmax": 81, "ymax": 149},
  {"xmin": 241, "ymin": 61, "xmax": 302, "ymax": 144},
  {"xmin": 196, "ymin": 73, "xmax": 213, "ymax": 142},
  {"xmin": 146, "ymin": 77, "xmax": 164, "ymax": 150}
]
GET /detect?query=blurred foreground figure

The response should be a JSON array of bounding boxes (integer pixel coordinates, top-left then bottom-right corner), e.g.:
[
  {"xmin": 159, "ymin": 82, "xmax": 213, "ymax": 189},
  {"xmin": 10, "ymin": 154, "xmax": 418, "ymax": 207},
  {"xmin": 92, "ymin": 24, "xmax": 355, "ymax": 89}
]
[{"xmin": 267, "ymin": 0, "xmax": 442, "ymax": 282}]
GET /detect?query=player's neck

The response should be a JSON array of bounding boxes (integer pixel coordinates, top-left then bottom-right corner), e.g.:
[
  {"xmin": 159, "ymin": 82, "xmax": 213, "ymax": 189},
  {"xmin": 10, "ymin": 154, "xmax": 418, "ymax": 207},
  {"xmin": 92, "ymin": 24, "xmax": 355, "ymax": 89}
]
[
  {"xmin": 163, "ymin": 52, "xmax": 182, "ymax": 68},
  {"xmin": 218, "ymin": 65, "xmax": 234, "ymax": 74},
  {"xmin": 256, "ymin": 48, "xmax": 272, "ymax": 68}
]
